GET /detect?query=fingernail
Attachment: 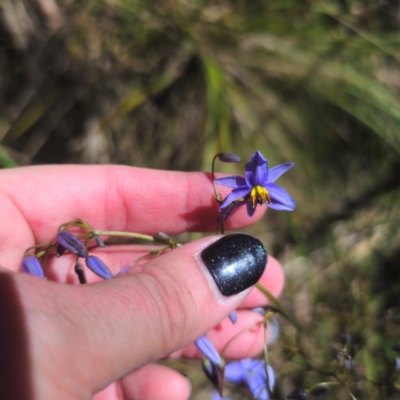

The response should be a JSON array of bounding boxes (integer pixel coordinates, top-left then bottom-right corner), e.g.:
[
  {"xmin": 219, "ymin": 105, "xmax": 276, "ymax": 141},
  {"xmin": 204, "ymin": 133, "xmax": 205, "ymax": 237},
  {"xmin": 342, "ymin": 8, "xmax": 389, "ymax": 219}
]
[{"xmin": 201, "ymin": 233, "xmax": 267, "ymax": 296}]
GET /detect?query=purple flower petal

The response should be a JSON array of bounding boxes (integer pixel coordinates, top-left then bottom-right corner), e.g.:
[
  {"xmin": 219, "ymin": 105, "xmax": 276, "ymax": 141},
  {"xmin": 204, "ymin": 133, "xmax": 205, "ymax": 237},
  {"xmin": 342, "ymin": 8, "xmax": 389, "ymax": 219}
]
[
  {"xmin": 265, "ymin": 183, "xmax": 295, "ymax": 211},
  {"xmin": 85, "ymin": 255, "xmax": 113, "ymax": 280},
  {"xmin": 195, "ymin": 336, "xmax": 222, "ymax": 366},
  {"xmin": 245, "ymin": 151, "xmax": 269, "ymax": 187},
  {"xmin": 266, "ymin": 318, "xmax": 280, "ymax": 345},
  {"xmin": 265, "ymin": 365, "xmax": 276, "ymax": 393},
  {"xmin": 22, "ymin": 255, "xmax": 45, "ymax": 278},
  {"xmin": 225, "ymin": 361, "xmax": 246, "ymax": 384},
  {"xmin": 245, "ymin": 362, "xmax": 275, "ymax": 400},
  {"xmin": 219, "ymin": 186, "xmax": 250, "ymax": 210},
  {"xmin": 57, "ymin": 231, "xmax": 88, "ymax": 258},
  {"xmin": 252, "ymin": 307, "xmax": 266, "ymax": 315},
  {"xmin": 246, "ymin": 202, "xmax": 257, "ymax": 218},
  {"xmin": 214, "ymin": 175, "xmax": 246, "ymax": 188},
  {"xmin": 217, "ymin": 201, "xmax": 245, "ymax": 225},
  {"xmin": 268, "ymin": 162, "xmax": 294, "ymax": 183}
]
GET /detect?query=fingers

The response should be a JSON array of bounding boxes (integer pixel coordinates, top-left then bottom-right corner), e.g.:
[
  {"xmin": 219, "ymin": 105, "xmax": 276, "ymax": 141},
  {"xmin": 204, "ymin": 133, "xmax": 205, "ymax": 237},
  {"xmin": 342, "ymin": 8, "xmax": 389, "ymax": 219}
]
[
  {"xmin": 119, "ymin": 364, "xmax": 191, "ymax": 400},
  {"xmin": 14, "ymin": 234, "xmax": 270, "ymax": 397},
  {"xmin": 174, "ymin": 309, "xmax": 265, "ymax": 361},
  {"xmin": 0, "ymin": 165, "xmax": 265, "ymax": 244}
]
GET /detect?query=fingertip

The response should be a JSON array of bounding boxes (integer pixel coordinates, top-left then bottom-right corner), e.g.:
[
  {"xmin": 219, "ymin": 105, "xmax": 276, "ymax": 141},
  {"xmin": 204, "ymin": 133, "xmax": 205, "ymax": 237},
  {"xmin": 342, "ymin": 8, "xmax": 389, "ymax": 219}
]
[{"xmin": 120, "ymin": 364, "xmax": 191, "ymax": 400}]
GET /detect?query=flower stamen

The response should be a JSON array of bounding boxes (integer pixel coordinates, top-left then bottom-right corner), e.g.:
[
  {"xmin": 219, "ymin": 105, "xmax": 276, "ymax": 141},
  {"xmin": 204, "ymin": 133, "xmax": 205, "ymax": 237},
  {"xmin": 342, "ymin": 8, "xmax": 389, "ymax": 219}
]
[{"xmin": 250, "ymin": 185, "xmax": 272, "ymax": 208}]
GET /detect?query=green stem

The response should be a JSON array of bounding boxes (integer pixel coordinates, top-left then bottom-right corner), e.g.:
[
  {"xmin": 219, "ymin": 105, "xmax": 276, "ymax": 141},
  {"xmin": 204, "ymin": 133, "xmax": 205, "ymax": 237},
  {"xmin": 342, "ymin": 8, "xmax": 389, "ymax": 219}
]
[
  {"xmin": 93, "ymin": 230, "xmax": 154, "ymax": 242},
  {"xmin": 255, "ymin": 282, "xmax": 302, "ymax": 330},
  {"xmin": 211, "ymin": 154, "xmax": 222, "ymax": 204}
]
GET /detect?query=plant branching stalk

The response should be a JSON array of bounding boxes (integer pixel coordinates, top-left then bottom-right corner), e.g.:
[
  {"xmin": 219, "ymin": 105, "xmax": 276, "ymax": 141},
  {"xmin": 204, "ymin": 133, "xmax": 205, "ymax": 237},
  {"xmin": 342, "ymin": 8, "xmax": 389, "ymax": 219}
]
[
  {"xmin": 93, "ymin": 230, "xmax": 155, "ymax": 242},
  {"xmin": 256, "ymin": 282, "xmax": 302, "ymax": 330},
  {"xmin": 212, "ymin": 154, "xmax": 223, "ymax": 204}
]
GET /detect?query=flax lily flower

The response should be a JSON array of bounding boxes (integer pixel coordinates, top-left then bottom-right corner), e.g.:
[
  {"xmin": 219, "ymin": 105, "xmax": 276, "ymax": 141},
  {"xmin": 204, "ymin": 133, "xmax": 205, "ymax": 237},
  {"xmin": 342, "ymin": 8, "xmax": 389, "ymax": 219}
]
[{"xmin": 215, "ymin": 151, "xmax": 295, "ymax": 223}]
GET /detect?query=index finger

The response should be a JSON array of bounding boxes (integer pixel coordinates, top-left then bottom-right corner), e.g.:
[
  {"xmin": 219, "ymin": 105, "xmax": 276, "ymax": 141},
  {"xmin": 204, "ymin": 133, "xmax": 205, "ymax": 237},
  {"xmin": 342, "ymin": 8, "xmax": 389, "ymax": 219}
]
[{"xmin": 0, "ymin": 165, "xmax": 264, "ymax": 242}]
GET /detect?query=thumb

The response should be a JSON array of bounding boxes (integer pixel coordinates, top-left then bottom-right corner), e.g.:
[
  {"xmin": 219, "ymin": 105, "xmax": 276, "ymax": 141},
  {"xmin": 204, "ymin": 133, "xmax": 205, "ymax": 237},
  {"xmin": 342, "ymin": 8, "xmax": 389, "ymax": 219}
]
[{"xmin": 16, "ymin": 233, "xmax": 267, "ymax": 397}]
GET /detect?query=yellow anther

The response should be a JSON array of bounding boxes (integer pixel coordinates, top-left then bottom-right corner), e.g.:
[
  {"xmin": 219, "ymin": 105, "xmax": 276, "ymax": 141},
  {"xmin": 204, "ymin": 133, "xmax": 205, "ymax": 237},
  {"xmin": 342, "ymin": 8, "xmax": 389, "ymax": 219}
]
[
  {"xmin": 250, "ymin": 186, "xmax": 272, "ymax": 207},
  {"xmin": 250, "ymin": 187, "xmax": 257, "ymax": 207}
]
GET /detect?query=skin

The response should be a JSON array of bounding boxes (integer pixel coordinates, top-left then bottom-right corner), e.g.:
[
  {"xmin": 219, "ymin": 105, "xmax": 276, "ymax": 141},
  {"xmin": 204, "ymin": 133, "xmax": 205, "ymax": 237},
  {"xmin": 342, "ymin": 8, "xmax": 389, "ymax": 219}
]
[{"xmin": 0, "ymin": 165, "xmax": 285, "ymax": 400}]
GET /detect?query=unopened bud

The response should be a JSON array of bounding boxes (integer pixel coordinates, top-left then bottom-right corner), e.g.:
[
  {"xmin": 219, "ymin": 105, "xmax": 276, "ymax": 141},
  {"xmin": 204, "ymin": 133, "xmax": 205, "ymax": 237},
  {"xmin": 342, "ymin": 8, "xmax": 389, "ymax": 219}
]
[
  {"xmin": 157, "ymin": 232, "xmax": 171, "ymax": 241},
  {"xmin": 195, "ymin": 336, "xmax": 223, "ymax": 366},
  {"xmin": 57, "ymin": 231, "xmax": 88, "ymax": 258},
  {"xmin": 218, "ymin": 153, "xmax": 241, "ymax": 163},
  {"xmin": 228, "ymin": 311, "xmax": 237, "ymax": 324},
  {"xmin": 85, "ymin": 255, "xmax": 113, "ymax": 280},
  {"xmin": 22, "ymin": 255, "xmax": 45, "ymax": 278},
  {"xmin": 118, "ymin": 266, "xmax": 132, "ymax": 275}
]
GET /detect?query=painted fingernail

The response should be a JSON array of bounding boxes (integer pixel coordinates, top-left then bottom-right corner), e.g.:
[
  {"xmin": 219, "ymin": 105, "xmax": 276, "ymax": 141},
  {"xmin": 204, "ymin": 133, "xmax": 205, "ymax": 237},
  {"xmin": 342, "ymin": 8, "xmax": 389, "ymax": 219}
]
[{"xmin": 201, "ymin": 233, "xmax": 267, "ymax": 296}]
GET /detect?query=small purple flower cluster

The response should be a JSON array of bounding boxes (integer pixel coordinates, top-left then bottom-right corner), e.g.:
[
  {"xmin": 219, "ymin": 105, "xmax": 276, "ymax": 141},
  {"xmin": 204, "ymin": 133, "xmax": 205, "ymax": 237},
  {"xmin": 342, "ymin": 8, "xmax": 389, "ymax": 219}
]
[
  {"xmin": 22, "ymin": 230, "xmax": 113, "ymax": 282},
  {"xmin": 21, "ymin": 219, "xmax": 178, "ymax": 283},
  {"xmin": 195, "ymin": 335, "xmax": 276, "ymax": 400}
]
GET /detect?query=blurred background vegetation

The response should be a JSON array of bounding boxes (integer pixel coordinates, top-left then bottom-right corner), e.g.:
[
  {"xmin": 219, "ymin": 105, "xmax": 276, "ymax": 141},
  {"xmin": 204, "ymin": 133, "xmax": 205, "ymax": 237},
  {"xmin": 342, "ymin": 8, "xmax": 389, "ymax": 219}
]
[{"xmin": 2, "ymin": 0, "xmax": 400, "ymax": 398}]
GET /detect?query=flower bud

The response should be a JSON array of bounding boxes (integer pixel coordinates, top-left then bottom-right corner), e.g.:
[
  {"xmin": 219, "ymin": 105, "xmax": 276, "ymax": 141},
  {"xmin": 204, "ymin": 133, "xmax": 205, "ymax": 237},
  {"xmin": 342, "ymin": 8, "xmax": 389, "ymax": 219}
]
[
  {"xmin": 94, "ymin": 235, "xmax": 106, "ymax": 248},
  {"xmin": 118, "ymin": 266, "xmax": 132, "ymax": 275},
  {"xmin": 228, "ymin": 311, "xmax": 237, "ymax": 324},
  {"xmin": 195, "ymin": 335, "xmax": 223, "ymax": 366},
  {"xmin": 22, "ymin": 255, "xmax": 45, "ymax": 278},
  {"xmin": 202, "ymin": 358, "xmax": 225, "ymax": 396},
  {"xmin": 57, "ymin": 231, "xmax": 88, "ymax": 258},
  {"xmin": 218, "ymin": 153, "xmax": 241, "ymax": 163},
  {"xmin": 157, "ymin": 232, "xmax": 171, "ymax": 241},
  {"xmin": 85, "ymin": 255, "xmax": 113, "ymax": 280}
]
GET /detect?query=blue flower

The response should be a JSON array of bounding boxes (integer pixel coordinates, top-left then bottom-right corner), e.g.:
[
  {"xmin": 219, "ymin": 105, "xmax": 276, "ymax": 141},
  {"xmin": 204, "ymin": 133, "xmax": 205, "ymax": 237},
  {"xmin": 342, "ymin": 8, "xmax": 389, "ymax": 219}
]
[
  {"xmin": 225, "ymin": 358, "xmax": 275, "ymax": 400},
  {"xmin": 214, "ymin": 151, "xmax": 295, "ymax": 220}
]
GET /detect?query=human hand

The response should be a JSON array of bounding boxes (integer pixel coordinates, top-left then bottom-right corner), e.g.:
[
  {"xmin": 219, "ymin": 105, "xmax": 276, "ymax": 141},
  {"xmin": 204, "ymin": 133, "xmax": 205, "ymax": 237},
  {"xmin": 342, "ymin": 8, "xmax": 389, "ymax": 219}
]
[{"xmin": 0, "ymin": 165, "xmax": 284, "ymax": 400}]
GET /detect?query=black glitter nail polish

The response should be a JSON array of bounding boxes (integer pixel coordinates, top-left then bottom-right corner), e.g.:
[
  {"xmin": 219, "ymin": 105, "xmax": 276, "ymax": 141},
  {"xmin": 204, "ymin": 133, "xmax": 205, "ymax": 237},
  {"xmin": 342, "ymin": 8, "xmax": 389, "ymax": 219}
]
[{"xmin": 201, "ymin": 233, "xmax": 267, "ymax": 296}]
